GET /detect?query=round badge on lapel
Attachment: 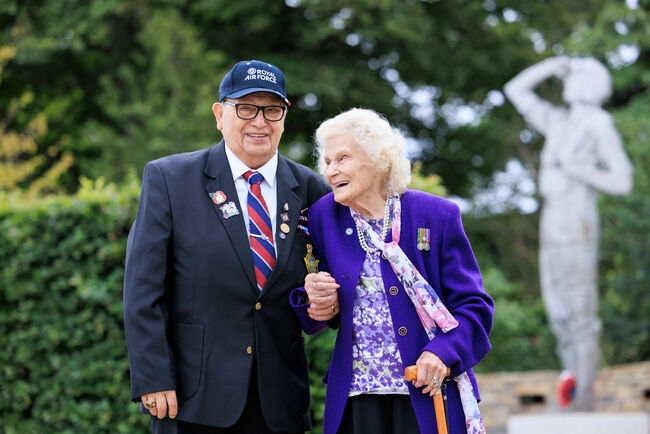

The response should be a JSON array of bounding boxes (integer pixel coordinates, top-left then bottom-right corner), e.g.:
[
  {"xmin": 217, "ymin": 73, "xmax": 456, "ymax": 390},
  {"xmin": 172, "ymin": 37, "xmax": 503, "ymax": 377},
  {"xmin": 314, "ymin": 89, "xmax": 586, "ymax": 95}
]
[{"xmin": 213, "ymin": 191, "xmax": 226, "ymax": 205}]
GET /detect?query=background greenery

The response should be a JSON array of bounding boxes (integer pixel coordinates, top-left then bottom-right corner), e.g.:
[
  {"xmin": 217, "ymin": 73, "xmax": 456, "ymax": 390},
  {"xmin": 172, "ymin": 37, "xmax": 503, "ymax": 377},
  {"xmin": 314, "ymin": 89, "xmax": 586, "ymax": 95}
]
[
  {"xmin": 1, "ymin": 0, "xmax": 648, "ymax": 432},
  {"xmin": 0, "ymin": 179, "xmax": 145, "ymax": 433}
]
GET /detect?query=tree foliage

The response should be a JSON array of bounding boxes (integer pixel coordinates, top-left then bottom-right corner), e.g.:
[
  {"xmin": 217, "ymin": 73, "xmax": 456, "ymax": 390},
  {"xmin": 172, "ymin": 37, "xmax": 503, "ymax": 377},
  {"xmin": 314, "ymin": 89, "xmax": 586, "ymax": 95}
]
[
  {"xmin": 0, "ymin": 43, "xmax": 73, "ymax": 196},
  {"xmin": 0, "ymin": 0, "xmax": 617, "ymax": 196}
]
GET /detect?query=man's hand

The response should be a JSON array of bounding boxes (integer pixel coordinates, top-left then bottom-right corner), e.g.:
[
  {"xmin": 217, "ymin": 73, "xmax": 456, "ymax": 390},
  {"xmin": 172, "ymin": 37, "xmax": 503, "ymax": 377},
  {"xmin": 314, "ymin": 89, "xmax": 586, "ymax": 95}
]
[
  {"xmin": 305, "ymin": 272, "xmax": 340, "ymax": 321},
  {"xmin": 141, "ymin": 389, "xmax": 178, "ymax": 419}
]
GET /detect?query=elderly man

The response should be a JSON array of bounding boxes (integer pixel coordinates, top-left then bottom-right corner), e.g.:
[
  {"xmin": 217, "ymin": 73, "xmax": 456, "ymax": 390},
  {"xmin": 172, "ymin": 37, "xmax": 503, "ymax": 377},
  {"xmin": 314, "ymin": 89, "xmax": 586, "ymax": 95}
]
[{"xmin": 124, "ymin": 60, "xmax": 334, "ymax": 433}]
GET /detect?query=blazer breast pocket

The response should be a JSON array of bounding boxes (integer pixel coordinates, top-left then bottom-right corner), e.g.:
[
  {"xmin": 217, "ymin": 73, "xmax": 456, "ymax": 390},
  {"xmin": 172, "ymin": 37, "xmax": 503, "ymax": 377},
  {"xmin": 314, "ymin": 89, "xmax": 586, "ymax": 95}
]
[{"xmin": 169, "ymin": 322, "xmax": 205, "ymax": 401}]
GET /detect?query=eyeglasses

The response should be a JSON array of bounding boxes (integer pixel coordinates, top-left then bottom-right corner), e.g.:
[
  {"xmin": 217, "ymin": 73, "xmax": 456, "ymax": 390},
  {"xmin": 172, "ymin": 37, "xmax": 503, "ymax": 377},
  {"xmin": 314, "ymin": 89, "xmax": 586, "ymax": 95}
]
[{"xmin": 221, "ymin": 101, "xmax": 286, "ymax": 122}]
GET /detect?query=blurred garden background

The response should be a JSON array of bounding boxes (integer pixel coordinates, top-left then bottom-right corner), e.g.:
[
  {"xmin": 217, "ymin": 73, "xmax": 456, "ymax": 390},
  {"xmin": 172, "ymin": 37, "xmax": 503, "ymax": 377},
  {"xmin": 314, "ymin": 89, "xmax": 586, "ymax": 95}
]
[{"xmin": 1, "ymin": 0, "xmax": 649, "ymax": 432}]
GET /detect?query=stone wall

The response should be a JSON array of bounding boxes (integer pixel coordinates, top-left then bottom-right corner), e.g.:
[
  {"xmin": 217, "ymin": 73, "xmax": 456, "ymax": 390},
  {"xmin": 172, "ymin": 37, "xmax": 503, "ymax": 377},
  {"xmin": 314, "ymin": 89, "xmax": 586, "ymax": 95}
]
[{"xmin": 475, "ymin": 362, "xmax": 650, "ymax": 433}]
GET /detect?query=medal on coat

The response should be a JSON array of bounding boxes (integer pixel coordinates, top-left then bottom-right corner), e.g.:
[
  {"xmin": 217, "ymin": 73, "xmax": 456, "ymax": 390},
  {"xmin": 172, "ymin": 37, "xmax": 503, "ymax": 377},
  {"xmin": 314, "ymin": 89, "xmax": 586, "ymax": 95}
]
[
  {"xmin": 297, "ymin": 208, "xmax": 310, "ymax": 236},
  {"xmin": 209, "ymin": 190, "xmax": 227, "ymax": 205},
  {"xmin": 303, "ymin": 244, "xmax": 319, "ymax": 274},
  {"xmin": 220, "ymin": 201, "xmax": 240, "ymax": 219},
  {"xmin": 417, "ymin": 228, "xmax": 430, "ymax": 251}
]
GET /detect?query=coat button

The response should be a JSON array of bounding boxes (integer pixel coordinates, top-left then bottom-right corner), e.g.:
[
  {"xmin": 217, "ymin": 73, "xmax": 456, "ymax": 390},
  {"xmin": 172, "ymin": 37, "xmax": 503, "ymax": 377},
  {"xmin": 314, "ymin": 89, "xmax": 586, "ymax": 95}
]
[
  {"xmin": 246, "ymin": 346, "xmax": 252, "ymax": 354},
  {"xmin": 398, "ymin": 326, "xmax": 407, "ymax": 336},
  {"xmin": 255, "ymin": 302, "xmax": 262, "ymax": 311},
  {"xmin": 389, "ymin": 286, "xmax": 398, "ymax": 296}
]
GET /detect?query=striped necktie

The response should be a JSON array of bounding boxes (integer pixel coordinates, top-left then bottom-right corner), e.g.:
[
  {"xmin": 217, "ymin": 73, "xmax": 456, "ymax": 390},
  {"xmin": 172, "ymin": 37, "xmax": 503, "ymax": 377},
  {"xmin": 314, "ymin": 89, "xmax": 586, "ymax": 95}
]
[{"xmin": 243, "ymin": 171, "xmax": 276, "ymax": 292}]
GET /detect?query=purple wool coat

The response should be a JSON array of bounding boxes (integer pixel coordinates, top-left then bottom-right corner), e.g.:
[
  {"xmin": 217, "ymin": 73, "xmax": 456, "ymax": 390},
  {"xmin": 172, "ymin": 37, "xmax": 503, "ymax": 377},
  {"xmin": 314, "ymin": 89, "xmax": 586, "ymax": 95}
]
[{"xmin": 291, "ymin": 190, "xmax": 494, "ymax": 434}]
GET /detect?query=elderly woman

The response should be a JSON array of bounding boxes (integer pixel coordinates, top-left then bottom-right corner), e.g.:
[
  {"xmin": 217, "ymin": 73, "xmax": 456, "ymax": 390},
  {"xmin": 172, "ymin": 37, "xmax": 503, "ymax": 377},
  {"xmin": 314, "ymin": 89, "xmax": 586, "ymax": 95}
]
[{"xmin": 291, "ymin": 108, "xmax": 493, "ymax": 434}]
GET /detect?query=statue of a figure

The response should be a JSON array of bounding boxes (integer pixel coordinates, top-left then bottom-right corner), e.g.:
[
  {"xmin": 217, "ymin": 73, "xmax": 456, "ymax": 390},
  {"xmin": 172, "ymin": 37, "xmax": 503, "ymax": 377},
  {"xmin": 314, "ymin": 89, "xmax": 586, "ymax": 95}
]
[{"xmin": 504, "ymin": 56, "xmax": 633, "ymax": 410}]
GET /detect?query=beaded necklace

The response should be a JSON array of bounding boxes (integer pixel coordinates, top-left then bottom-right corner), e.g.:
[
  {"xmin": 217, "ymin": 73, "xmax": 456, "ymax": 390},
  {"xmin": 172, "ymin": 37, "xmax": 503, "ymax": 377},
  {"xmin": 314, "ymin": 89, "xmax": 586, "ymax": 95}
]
[{"xmin": 355, "ymin": 196, "xmax": 391, "ymax": 254}]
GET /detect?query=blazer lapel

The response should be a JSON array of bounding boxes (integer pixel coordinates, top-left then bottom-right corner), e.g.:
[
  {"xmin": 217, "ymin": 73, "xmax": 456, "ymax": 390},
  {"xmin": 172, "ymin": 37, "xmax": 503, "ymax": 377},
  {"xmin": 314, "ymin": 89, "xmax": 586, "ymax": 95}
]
[
  {"xmin": 335, "ymin": 204, "xmax": 367, "ymax": 290},
  {"xmin": 262, "ymin": 155, "xmax": 301, "ymax": 295},
  {"xmin": 203, "ymin": 142, "xmax": 257, "ymax": 292}
]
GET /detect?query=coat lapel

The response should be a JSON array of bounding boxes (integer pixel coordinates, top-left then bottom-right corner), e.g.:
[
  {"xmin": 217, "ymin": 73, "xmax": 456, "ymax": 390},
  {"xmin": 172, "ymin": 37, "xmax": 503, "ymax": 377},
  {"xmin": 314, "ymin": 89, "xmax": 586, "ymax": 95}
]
[
  {"xmin": 262, "ymin": 155, "xmax": 302, "ymax": 295},
  {"xmin": 203, "ymin": 142, "xmax": 257, "ymax": 292},
  {"xmin": 331, "ymin": 204, "xmax": 367, "ymax": 315}
]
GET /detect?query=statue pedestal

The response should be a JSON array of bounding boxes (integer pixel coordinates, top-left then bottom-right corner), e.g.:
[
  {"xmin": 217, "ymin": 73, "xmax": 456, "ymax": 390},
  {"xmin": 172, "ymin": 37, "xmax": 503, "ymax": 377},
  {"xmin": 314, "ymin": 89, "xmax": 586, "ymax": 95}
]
[{"xmin": 507, "ymin": 412, "xmax": 648, "ymax": 434}]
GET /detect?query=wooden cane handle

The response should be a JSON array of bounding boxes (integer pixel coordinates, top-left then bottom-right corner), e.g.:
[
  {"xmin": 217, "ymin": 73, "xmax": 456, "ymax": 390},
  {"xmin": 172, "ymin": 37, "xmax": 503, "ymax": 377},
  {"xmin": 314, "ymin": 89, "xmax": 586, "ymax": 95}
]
[{"xmin": 404, "ymin": 365, "xmax": 451, "ymax": 382}]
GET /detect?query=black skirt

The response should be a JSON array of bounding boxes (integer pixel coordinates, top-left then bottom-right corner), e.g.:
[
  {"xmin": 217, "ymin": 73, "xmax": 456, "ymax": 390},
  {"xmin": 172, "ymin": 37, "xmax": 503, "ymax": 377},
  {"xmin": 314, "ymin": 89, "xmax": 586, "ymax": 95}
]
[{"xmin": 338, "ymin": 394, "xmax": 421, "ymax": 434}]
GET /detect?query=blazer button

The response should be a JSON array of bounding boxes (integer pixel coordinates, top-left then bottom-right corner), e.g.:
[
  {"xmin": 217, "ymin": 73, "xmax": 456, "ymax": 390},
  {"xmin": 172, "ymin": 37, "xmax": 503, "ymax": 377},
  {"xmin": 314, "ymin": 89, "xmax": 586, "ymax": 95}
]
[
  {"xmin": 255, "ymin": 302, "xmax": 262, "ymax": 311},
  {"xmin": 246, "ymin": 346, "xmax": 252, "ymax": 354},
  {"xmin": 398, "ymin": 326, "xmax": 407, "ymax": 336},
  {"xmin": 389, "ymin": 286, "xmax": 399, "ymax": 296}
]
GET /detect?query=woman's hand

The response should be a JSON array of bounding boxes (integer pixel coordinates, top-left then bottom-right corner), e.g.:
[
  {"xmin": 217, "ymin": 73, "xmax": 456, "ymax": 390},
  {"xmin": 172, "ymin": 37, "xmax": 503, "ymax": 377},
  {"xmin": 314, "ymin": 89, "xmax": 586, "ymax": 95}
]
[
  {"xmin": 304, "ymin": 272, "xmax": 340, "ymax": 321},
  {"xmin": 412, "ymin": 351, "xmax": 448, "ymax": 396}
]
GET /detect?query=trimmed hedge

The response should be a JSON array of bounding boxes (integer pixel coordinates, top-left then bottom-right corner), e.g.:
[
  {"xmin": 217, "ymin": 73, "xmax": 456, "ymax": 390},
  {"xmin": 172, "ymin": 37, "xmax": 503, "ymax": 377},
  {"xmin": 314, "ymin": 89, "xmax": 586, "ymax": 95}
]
[{"xmin": 0, "ymin": 178, "xmax": 148, "ymax": 433}]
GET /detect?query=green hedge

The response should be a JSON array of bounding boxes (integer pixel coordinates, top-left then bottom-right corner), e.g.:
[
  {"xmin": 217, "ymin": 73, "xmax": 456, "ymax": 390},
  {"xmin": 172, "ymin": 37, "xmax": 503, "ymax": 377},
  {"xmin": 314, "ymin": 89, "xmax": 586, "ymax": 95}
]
[{"xmin": 0, "ymin": 178, "xmax": 149, "ymax": 433}]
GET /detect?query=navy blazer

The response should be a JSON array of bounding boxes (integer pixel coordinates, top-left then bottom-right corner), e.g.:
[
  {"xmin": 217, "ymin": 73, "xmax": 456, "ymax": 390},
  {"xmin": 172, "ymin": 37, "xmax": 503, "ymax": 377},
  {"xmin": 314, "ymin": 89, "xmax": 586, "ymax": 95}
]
[{"xmin": 123, "ymin": 141, "xmax": 330, "ymax": 431}]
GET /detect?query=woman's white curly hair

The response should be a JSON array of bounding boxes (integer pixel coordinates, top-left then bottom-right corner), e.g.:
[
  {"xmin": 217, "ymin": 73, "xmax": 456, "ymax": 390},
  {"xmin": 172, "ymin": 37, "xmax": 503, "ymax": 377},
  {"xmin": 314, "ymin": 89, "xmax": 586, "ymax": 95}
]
[{"xmin": 314, "ymin": 108, "xmax": 411, "ymax": 194}]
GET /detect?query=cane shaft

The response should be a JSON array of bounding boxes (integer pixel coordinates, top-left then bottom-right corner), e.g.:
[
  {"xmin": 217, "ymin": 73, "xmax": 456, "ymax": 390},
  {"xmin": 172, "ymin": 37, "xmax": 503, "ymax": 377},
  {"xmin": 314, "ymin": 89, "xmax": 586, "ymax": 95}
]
[
  {"xmin": 404, "ymin": 365, "xmax": 451, "ymax": 433},
  {"xmin": 434, "ymin": 390, "xmax": 448, "ymax": 434}
]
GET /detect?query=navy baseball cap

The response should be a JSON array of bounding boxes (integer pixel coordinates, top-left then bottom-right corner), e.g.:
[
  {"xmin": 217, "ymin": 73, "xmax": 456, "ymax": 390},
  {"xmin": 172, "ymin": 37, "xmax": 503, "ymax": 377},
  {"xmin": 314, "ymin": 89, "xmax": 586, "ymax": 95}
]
[{"xmin": 219, "ymin": 60, "xmax": 290, "ymax": 106}]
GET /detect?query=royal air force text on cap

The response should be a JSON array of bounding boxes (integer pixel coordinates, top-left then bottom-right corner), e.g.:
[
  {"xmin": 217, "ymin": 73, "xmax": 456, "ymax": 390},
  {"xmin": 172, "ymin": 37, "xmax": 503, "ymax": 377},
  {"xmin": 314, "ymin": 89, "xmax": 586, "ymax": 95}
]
[{"xmin": 245, "ymin": 69, "xmax": 277, "ymax": 83}]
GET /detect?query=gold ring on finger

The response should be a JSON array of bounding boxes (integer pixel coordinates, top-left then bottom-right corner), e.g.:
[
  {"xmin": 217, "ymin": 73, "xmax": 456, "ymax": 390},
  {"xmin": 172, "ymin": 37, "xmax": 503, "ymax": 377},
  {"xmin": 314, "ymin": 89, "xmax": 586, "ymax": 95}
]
[
  {"xmin": 330, "ymin": 305, "xmax": 335, "ymax": 313},
  {"xmin": 145, "ymin": 401, "xmax": 157, "ymax": 409}
]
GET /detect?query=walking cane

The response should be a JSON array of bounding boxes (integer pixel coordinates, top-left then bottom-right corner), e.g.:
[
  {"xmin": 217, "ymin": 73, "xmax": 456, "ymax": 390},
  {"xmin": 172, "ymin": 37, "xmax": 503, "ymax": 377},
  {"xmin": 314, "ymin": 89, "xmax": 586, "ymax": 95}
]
[{"xmin": 405, "ymin": 365, "xmax": 451, "ymax": 434}]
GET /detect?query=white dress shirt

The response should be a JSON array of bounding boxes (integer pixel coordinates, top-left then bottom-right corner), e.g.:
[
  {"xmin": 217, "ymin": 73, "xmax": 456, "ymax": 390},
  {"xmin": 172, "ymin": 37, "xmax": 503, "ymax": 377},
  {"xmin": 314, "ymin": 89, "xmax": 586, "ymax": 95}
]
[{"xmin": 224, "ymin": 143, "xmax": 278, "ymax": 254}]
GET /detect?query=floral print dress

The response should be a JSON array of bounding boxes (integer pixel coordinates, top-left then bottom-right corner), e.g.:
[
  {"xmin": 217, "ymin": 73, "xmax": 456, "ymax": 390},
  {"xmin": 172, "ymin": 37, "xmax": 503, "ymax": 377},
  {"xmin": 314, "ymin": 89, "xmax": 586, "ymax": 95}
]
[{"xmin": 349, "ymin": 219, "xmax": 410, "ymax": 396}]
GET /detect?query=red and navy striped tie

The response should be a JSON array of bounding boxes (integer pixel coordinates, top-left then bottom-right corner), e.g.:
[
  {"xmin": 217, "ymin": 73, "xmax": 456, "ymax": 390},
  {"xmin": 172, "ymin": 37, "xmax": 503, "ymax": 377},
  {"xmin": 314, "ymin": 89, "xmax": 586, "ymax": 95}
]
[{"xmin": 243, "ymin": 171, "xmax": 276, "ymax": 292}]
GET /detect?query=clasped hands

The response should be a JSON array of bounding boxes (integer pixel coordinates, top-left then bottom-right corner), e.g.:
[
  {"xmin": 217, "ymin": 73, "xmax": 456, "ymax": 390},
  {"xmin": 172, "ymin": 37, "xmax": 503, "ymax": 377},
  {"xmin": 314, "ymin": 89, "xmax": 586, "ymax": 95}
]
[{"xmin": 304, "ymin": 272, "xmax": 340, "ymax": 321}]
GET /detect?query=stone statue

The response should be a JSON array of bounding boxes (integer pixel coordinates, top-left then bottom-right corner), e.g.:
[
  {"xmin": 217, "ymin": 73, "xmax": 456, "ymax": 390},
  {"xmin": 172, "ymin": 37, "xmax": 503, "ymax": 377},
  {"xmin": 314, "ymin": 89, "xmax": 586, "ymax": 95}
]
[{"xmin": 504, "ymin": 56, "xmax": 633, "ymax": 411}]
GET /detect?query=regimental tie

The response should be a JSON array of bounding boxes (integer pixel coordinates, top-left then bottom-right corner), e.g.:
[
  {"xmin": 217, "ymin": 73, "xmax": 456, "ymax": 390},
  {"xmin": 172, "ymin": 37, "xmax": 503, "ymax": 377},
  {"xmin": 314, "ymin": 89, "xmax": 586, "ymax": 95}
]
[{"xmin": 243, "ymin": 171, "xmax": 276, "ymax": 292}]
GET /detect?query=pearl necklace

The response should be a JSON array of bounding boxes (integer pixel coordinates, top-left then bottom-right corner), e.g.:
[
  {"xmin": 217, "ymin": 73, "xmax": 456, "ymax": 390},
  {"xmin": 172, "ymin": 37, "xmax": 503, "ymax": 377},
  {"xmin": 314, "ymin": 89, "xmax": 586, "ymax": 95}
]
[{"xmin": 356, "ymin": 196, "xmax": 391, "ymax": 254}]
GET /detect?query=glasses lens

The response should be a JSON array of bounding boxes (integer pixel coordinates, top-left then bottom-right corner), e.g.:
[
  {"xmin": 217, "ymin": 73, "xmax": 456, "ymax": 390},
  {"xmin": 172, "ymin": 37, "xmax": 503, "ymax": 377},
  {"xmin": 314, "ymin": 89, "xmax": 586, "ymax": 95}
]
[
  {"xmin": 235, "ymin": 104, "xmax": 257, "ymax": 119},
  {"xmin": 263, "ymin": 106, "xmax": 285, "ymax": 121}
]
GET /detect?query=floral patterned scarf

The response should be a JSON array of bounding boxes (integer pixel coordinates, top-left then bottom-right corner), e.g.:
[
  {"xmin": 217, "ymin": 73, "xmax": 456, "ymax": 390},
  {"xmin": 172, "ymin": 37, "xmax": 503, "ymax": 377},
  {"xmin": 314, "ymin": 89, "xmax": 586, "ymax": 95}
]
[{"xmin": 350, "ymin": 193, "xmax": 486, "ymax": 434}]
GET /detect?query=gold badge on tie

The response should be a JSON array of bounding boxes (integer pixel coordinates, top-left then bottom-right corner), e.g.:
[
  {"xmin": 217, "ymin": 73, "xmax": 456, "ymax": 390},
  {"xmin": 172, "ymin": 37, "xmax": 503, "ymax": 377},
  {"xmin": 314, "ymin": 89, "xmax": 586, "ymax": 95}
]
[{"xmin": 303, "ymin": 244, "xmax": 319, "ymax": 274}]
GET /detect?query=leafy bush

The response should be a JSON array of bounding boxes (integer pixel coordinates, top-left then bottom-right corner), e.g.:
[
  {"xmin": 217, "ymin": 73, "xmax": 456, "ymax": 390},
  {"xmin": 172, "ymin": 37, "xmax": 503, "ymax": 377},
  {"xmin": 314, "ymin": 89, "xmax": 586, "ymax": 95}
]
[
  {"xmin": 476, "ymin": 267, "xmax": 559, "ymax": 373},
  {"xmin": 0, "ymin": 178, "xmax": 147, "ymax": 434},
  {"xmin": 599, "ymin": 97, "xmax": 650, "ymax": 365},
  {"xmin": 304, "ymin": 329, "xmax": 337, "ymax": 434}
]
